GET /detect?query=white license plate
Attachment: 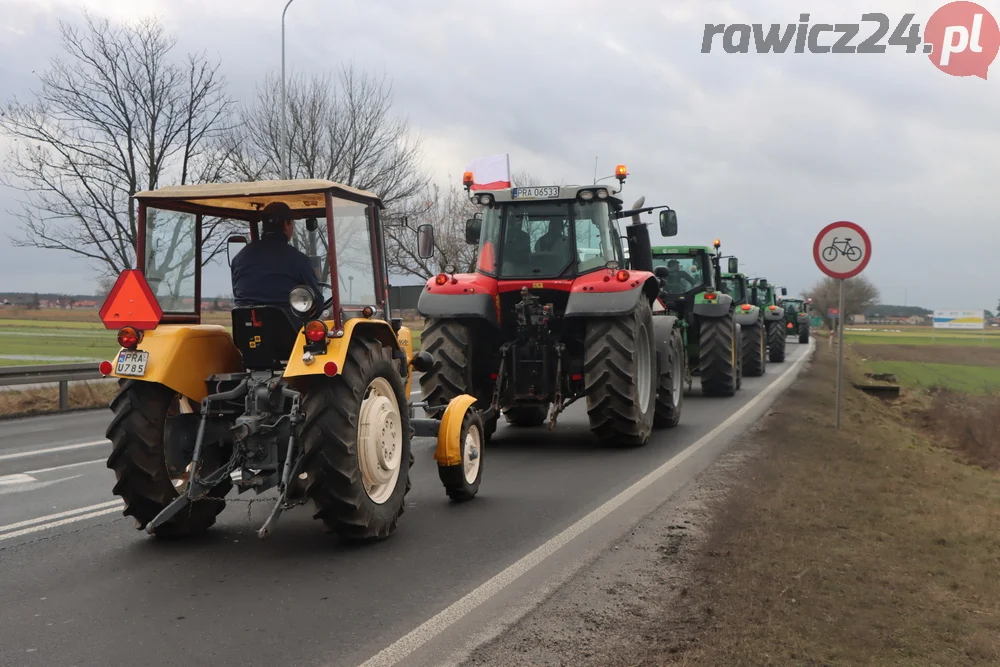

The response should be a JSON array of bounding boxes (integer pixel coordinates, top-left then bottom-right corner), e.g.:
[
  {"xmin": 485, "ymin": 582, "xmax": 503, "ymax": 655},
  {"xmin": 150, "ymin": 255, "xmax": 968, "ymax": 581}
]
[
  {"xmin": 512, "ymin": 186, "xmax": 560, "ymax": 199},
  {"xmin": 116, "ymin": 350, "xmax": 148, "ymax": 377}
]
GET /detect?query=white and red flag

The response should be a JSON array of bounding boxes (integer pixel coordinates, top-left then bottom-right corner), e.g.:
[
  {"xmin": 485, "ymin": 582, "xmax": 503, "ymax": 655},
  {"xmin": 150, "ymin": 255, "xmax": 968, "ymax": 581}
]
[{"xmin": 465, "ymin": 154, "xmax": 511, "ymax": 190}]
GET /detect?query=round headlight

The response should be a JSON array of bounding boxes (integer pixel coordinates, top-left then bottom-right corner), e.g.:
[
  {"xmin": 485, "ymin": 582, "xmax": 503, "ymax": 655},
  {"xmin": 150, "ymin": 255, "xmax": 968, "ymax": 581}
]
[
  {"xmin": 289, "ymin": 286, "xmax": 316, "ymax": 315},
  {"xmin": 477, "ymin": 194, "xmax": 493, "ymax": 205},
  {"xmin": 579, "ymin": 190, "xmax": 594, "ymax": 201},
  {"xmin": 596, "ymin": 189, "xmax": 608, "ymax": 199}
]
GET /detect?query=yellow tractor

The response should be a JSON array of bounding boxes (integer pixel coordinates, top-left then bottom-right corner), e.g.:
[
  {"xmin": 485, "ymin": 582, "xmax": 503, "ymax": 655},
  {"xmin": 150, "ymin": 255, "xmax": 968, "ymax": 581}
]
[{"xmin": 98, "ymin": 179, "xmax": 484, "ymax": 540}]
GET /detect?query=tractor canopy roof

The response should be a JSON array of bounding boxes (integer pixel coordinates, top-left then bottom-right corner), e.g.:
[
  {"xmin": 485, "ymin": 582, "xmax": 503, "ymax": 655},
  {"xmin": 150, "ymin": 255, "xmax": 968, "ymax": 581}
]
[
  {"xmin": 134, "ymin": 179, "xmax": 384, "ymax": 220},
  {"xmin": 471, "ymin": 184, "xmax": 623, "ymax": 206},
  {"xmin": 651, "ymin": 245, "xmax": 716, "ymax": 256}
]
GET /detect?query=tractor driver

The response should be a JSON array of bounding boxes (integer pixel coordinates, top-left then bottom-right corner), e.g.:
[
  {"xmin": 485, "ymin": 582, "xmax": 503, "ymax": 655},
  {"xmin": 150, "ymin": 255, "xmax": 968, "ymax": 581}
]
[
  {"xmin": 665, "ymin": 259, "xmax": 696, "ymax": 291},
  {"xmin": 534, "ymin": 219, "xmax": 568, "ymax": 253},
  {"xmin": 231, "ymin": 201, "xmax": 323, "ymax": 310}
]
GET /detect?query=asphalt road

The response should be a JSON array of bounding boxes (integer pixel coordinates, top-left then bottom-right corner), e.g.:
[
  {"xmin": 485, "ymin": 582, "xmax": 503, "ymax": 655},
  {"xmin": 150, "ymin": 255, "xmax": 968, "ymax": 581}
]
[{"xmin": 0, "ymin": 342, "xmax": 811, "ymax": 667}]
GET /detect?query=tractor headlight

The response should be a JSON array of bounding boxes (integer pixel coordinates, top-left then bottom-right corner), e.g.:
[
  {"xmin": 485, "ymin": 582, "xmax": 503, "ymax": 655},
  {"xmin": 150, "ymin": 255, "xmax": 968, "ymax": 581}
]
[{"xmin": 289, "ymin": 285, "xmax": 317, "ymax": 317}]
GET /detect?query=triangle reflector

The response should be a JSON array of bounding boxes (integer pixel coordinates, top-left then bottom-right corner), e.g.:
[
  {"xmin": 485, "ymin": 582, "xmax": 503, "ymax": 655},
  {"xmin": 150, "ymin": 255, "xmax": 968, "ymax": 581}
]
[{"xmin": 99, "ymin": 269, "xmax": 163, "ymax": 330}]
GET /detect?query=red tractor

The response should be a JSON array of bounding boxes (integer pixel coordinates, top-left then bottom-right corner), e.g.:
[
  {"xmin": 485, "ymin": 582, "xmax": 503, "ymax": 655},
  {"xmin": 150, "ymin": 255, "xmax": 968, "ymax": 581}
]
[{"xmin": 416, "ymin": 167, "xmax": 684, "ymax": 447}]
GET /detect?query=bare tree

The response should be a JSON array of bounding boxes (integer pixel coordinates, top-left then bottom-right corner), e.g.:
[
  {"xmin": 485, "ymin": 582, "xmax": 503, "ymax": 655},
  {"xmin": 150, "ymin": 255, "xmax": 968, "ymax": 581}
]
[
  {"xmin": 0, "ymin": 12, "xmax": 233, "ymax": 282},
  {"xmin": 806, "ymin": 275, "xmax": 880, "ymax": 330}
]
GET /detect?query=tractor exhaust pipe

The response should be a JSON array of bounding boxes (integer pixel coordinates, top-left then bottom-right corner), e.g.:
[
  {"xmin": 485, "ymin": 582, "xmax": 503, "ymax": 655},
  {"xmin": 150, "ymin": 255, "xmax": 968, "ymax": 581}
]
[{"xmin": 624, "ymin": 196, "xmax": 653, "ymax": 272}]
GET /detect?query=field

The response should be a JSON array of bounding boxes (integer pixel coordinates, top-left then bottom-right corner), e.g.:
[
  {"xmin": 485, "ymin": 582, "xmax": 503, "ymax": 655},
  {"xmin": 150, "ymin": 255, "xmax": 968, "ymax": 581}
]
[{"xmin": 845, "ymin": 325, "xmax": 1000, "ymax": 348}]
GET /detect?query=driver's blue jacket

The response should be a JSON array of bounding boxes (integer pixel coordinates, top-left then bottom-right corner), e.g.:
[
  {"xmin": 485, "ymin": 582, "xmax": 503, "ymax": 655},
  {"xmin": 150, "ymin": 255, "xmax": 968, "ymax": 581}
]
[{"xmin": 231, "ymin": 232, "xmax": 322, "ymax": 307}]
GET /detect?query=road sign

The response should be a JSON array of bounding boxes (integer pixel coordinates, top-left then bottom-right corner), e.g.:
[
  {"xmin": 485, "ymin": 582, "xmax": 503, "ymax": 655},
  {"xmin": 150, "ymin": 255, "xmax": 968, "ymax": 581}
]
[
  {"xmin": 813, "ymin": 221, "xmax": 871, "ymax": 279},
  {"xmin": 828, "ymin": 308, "xmax": 840, "ymax": 315}
]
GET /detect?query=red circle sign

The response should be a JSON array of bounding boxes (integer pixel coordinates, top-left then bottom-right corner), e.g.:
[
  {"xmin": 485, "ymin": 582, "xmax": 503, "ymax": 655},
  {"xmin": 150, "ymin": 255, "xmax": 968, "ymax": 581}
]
[{"xmin": 813, "ymin": 221, "xmax": 871, "ymax": 279}]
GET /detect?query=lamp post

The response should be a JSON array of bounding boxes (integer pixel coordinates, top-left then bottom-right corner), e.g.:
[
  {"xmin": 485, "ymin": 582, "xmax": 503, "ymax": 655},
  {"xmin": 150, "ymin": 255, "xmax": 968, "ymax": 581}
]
[
  {"xmin": 348, "ymin": 275, "xmax": 353, "ymax": 301},
  {"xmin": 281, "ymin": 0, "xmax": 296, "ymax": 180}
]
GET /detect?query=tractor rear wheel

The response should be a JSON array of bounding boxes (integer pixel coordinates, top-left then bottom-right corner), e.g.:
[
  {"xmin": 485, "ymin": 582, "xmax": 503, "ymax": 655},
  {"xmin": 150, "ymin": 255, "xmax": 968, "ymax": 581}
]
[
  {"xmin": 503, "ymin": 405, "xmax": 549, "ymax": 427},
  {"xmin": 767, "ymin": 321, "xmax": 786, "ymax": 362},
  {"xmin": 106, "ymin": 380, "xmax": 231, "ymax": 538},
  {"xmin": 419, "ymin": 319, "xmax": 497, "ymax": 441},
  {"xmin": 699, "ymin": 312, "xmax": 739, "ymax": 397},
  {"xmin": 584, "ymin": 298, "xmax": 657, "ymax": 447},
  {"xmin": 300, "ymin": 337, "xmax": 412, "ymax": 542},
  {"xmin": 741, "ymin": 322, "xmax": 767, "ymax": 377},
  {"xmin": 799, "ymin": 324, "xmax": 810, "ymax": 344},
  {"xmin": 654, "ymin": 327, "xmax": 685, "ymax": 428}
]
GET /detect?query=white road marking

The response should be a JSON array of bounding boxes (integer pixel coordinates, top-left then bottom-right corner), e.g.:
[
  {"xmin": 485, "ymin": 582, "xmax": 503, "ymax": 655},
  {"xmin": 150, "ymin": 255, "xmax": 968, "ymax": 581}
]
[
  {"xmin": 0, "ymin": 473, "xmax": 37, "ymax": 486},
  {"xmin": 0, "ymin": 505, "xmax": 124, "ymax": 542},
  {"xmin": 355, "ymin": 342, "xmax": 814, "ymax": 667},
  {"xmin": 24, "ymin": 459, "xmax": 105, "ymax": 475},
  {"xmin": 0, "ymin": 440, "xmax": 110, "ymax": 462},
  {"xmin": 0, "ymin": 500, "xmax": 121, "ymax": 535}
]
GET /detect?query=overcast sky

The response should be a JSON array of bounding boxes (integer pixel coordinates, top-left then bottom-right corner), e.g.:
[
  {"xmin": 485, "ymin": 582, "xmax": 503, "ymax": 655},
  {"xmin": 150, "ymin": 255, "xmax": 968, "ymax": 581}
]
[{"xmin": 1, "ymin": 0, "xmax": 997, "ymax": 309}]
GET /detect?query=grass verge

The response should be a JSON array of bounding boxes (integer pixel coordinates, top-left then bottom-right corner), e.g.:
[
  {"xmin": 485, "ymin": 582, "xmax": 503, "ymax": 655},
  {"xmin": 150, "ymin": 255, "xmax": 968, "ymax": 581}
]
[
  {"xmin": 636, "ymin": 342, "xmax": 1000, "ymax": 665},
  {"xmin": 0, "ymin": 381, "xmax": 117, "ymax": 419}
]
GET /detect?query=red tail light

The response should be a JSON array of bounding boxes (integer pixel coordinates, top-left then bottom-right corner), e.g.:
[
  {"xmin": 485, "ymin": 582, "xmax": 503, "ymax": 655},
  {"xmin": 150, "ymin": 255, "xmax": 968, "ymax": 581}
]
[
  {"xmin": 787, "ymin": 322, "xmax": 794, "ymax": 328},
  {"xmin": 435, "ymin": 274, "xmax": 448, "ymax": 286},
  {"xmin": 704, "ymin": 293, "xmax": 717, "ymax": 301},
  {"xmin": 323, "ymin": 361, "xmax": 339, "ymax": 376},
  {"xmin": 741, "ymin": 304, "xmax": 752, "ymax": 311},
  {"xmin": 99, "ymin": 360, "xmax": 113, "ymax": 376},
  {"xmin": 304, "ymin": 320, "xmax": 328, "ymax": 342},
  {"xmin": 615, "ymin": 270, "xmax": 630, "ymax": 282},
  {"xmin": 117, "ymin": 326, "xmax": 141, "ymax": 349}
]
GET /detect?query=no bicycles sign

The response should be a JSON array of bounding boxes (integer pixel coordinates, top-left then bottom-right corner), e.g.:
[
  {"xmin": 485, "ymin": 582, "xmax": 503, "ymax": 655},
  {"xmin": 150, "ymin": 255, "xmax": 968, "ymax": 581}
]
[{"xmin": 813, "ymin": 221, "xmax": 871, "ymax": 279}]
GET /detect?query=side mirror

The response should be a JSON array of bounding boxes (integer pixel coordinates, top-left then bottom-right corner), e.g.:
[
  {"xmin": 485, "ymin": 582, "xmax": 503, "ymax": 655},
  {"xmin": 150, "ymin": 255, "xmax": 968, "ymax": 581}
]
[
  {"xmin": 227, "ymin": 235, "xmax": 248, "ymax": 267},
  {"xmin": 781, "ymin": 287, "xmax": 788, "ymax": 296},
  {"xmin": 659, "ymin": 210, "xmax": 678, "ymax": 237},
  {"xmin": 417, "ymin": 224, "xmax": 436, "ymax": 259},
  {"xmin": 465, "ymin": 217, "xmax": 481, "ymax": 245},
  {"xmin": 305, "ymin": 217, "xmax": 319, "ymax": 232},
  {"xmin": 727, "ymin": 257, "xmax": 738, "ymax": 274}
]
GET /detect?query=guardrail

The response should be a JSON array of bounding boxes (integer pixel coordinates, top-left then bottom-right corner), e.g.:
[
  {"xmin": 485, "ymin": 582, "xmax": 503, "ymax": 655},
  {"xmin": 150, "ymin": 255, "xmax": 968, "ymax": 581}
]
[{"xmin": 0, "ymin": 362, "xmax": 107, "ymax": 411}]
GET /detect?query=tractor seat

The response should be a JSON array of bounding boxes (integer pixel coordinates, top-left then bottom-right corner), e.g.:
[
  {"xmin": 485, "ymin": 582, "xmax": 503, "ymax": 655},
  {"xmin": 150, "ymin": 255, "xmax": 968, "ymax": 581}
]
[{"xmin": 231, "ymin": 306, "xmax": 301, "ymax": 371}]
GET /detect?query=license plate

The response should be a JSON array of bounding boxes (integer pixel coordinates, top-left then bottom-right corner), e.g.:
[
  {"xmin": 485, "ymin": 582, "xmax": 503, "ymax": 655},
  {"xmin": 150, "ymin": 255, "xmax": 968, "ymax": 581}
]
[
  {"xmin": 116, "ymin": 350, "xmax": 148, "ymax": 377},
  {"xmin": 511, "ymin": 186, "xmax": 560, "ymax": 199}
]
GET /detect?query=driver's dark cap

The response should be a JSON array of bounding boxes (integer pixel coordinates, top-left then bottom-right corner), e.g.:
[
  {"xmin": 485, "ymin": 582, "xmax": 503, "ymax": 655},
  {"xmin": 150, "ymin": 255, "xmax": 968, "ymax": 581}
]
[{"xmin": 261, "ymin": 201, "xmax": 293, "ymax": 224}]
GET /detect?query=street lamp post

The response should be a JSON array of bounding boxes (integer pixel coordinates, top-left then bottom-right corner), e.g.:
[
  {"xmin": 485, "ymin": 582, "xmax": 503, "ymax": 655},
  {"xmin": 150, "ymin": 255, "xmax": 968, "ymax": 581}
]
[
  {"xmin": 281, "ymin": 0, "xmax": 296, "ymax": 180},
  {"xmin": 348, "ymin": 275, "xmax": 353, "ymax": 301}
]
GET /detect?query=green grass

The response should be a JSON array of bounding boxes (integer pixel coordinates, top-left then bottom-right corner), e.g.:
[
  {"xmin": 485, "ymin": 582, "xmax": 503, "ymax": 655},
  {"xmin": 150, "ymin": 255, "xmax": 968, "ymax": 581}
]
[
  {"xmin": 864, "ymin": 360, "xmax": 1000, "ymax": 394},
  {"xmin": 846, "ymin": 330, "xmax": 1000, "ymax": 347}
]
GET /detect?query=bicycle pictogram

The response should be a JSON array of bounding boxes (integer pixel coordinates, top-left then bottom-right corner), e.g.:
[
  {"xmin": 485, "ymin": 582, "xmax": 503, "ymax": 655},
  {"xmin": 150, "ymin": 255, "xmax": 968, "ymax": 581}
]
[{"xmin": 821, "ymin": 236, "xmax": 863, "ymax": 263}]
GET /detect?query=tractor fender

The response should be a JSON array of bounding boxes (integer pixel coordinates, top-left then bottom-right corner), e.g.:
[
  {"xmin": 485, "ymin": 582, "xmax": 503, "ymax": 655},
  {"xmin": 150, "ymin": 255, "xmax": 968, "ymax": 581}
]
[
  {"xmin": 763, "ymin": 307, "xmax": 785, "ymax": 322},
  {"xmin": 693, "ymin": 294, "xmax": 733, "ymax": 318},
  {"xmin": 417, "ymin": 290, "xmax": 499, "ymax": 328},
  {"xmin": 734, "ymin": 307, "xmax": 762, "ymax": 327},
  {"xmin": 652, "ymin": 314, "xmax": 679, "ymax": 377},
  {"xmin": 564, "ymin": 275, "xmax": 659, "ymax": 318},
  {"xmin": 283, "ymin": 318, "xmax": 401, "ymax": 379},
  {"xmin": 434, "ymin": 394, "xmax": 478, "ymax": 467}
]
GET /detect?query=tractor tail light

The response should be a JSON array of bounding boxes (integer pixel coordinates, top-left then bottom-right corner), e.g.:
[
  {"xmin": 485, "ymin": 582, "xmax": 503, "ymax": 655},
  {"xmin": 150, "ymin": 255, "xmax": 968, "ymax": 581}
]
[
  {"xmin": 787, "ymin": 322, "xmax": 794, "ymax": 328},
  {"xmin": 741, "ymin": 304, "xmax": 752, "ymax": 311},
  {"xmin": 704, "ymin": 293, "xmax": 717, "ymax": 301},
  {"xmin": 99, "ymin": 360, "xmax": 113, "ymax": 376},
  {"xmin": 615, "ymin": 269, "xmax": 630, "ymax": 282},
  {"xmin": 323, "ymin": 361, "xmax": 339, "ymax": 376},
  {"xmin": 769, "ymin": 305, "xmax": 777, "ymax": 311},
  {"xmin": 435, "ymin": 274, "xmax": 448, "ymax": 286},
  {"xmin": 117, "ymin": 326, "xmax": 141, "ymax": 349},
  {"xmin": 304, "ymin": 320, "xmax": 328, "ymax": 342}
]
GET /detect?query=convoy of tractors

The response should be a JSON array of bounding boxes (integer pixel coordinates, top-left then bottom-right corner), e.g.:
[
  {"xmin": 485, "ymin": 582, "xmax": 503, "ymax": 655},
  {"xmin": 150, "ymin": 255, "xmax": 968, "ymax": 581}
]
[{"xmin": 96, "ymin": 168, "xmax": 814, "ymax": 545}]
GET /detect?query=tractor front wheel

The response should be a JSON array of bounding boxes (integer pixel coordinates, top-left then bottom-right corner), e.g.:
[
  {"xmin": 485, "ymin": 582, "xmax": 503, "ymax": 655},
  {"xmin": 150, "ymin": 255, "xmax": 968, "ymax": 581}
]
[
  {"xmin": 300, "ymin": 337, "xmax": 412, "ymax": 542},
  {"xmin": 699, "ymin": 312, "xmax": 739, "ymax": 397},
  {"xmin": 741, "ymin": 322, "xmax": 767, "ymax": 377},
  {"xmin": 767, "ymin": 321, "xmax": 786, "ymax": 362},
  {"xmin": 584, "ymin": 298, "xmax": 657, "ymax": 447},
  {"xmin": 106, "ymin": 380, "xmax": 231, "ymax": 538},
  {"xmin": 654, "ymin": 327, "xmax": 685, "ymax": 428},
  {"xmin": 438, "ymin": 408, "xmax": 485, "ymax": 502},
  {"xmin": 420, "ymin": 319, "xmax": 497, "ymax": 441}
]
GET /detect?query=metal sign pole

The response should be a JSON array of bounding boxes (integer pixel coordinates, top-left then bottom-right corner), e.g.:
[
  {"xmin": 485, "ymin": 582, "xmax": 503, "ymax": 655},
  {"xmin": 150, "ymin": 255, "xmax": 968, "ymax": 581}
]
[{"xmin": 835, "ymin": 277, "xmax": 846, "ymax": 429}]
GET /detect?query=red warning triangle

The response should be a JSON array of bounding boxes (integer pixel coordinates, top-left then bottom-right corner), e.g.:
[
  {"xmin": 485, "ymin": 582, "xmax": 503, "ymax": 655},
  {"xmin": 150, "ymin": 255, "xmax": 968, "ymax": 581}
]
[{"xmin": 99, "ymin": 269, "xmax": 163, "ymax": 330}]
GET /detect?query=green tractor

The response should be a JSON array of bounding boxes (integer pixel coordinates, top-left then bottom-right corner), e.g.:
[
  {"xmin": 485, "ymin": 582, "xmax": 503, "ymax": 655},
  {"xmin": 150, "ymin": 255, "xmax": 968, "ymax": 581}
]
[
  {"xmin": 651, "ymin": 239, "xmax": 742, "ymax": 397},
  {"xmin": 720, "ymin": 269, "xmax": 767, "ymax": 377},
  {"xmin": 780, "ymin": 297, "xmax": 811, "ymax": 344},
  {"xmin": 749, "ymin": 278, "xmax": 787, "ymax": 362}
]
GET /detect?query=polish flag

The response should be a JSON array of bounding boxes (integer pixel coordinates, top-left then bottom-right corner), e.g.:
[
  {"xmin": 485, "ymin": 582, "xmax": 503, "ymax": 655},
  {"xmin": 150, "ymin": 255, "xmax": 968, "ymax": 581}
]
[{"xmin": 465, "ymin": 154, "xmax": 511, "ymax": 191}]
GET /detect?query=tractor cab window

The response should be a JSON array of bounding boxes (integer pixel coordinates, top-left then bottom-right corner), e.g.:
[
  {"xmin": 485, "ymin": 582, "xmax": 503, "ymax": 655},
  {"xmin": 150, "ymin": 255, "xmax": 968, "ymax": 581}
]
[
  {"xmin": 498, "ymin": 202, "xmax": 573, "ymax": 278},
  {"xmin": 572, "ymin": 200, "xmax": 617, "ymax": 273},
  {"xmin": 652, "ymin": 253, "xmax": 706, "ymax": 295},
  {"xmin": 477, "ymin": 205, "xmax": 502, "ymax": 275},
  {"xmin": 784, "ymin": 300, "xmax": 802, "ymax": 315},
  {"xmin": 722, "ymin": 277, "xmax": 745, "ymax": 302},
  {"xmin": 144, "ymin": 208, "xmax": 197, "ymax": 314}
]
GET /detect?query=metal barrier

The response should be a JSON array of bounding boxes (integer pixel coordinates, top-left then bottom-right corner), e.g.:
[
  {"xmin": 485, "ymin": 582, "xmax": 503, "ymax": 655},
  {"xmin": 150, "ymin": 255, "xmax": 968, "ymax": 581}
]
[{"xmin": 0, "ymin": 363, "xmax": 107, "ymax": 411}]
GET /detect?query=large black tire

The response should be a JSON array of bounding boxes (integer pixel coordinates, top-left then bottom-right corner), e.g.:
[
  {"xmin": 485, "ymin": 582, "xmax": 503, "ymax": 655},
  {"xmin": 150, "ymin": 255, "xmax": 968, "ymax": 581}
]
[
  {"xmin": 503, "ymin": 405, "xmax": 549, "ymax": 427},
  {"xmin": 799, "ymin": 324, "xmax": 810, "ymax": 344},
  {"xmin": 106, "ymin": 380, "xmax": 231, "ymax": 538},
  {"xmin": 419, "ymin": 319, "xmax": 497, "ymax": 440},
  {"xmin": 654, "ymin": 327, "xmax": 685, "ymax": 428},
  {"xmin": 741, "ymin": 322, "xmax": 767, "ymax": 377},
  {"xmin": 767, "ymin": 321, "xmax": 786, "ymax": 362},
  {"xmin": 300, "ymin": 337, "xmax": 413, "ymax": 542},
  {"xmin": 584, "ymin": 298, "xmax": 657, "ymax": 447},
  {"xmin": 699, "ymin": 312, "xmax": 739, "ymax": 397},
  {"xmin": 438, "ymin": 408, "xmax": 484, "ymax": 502}
]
